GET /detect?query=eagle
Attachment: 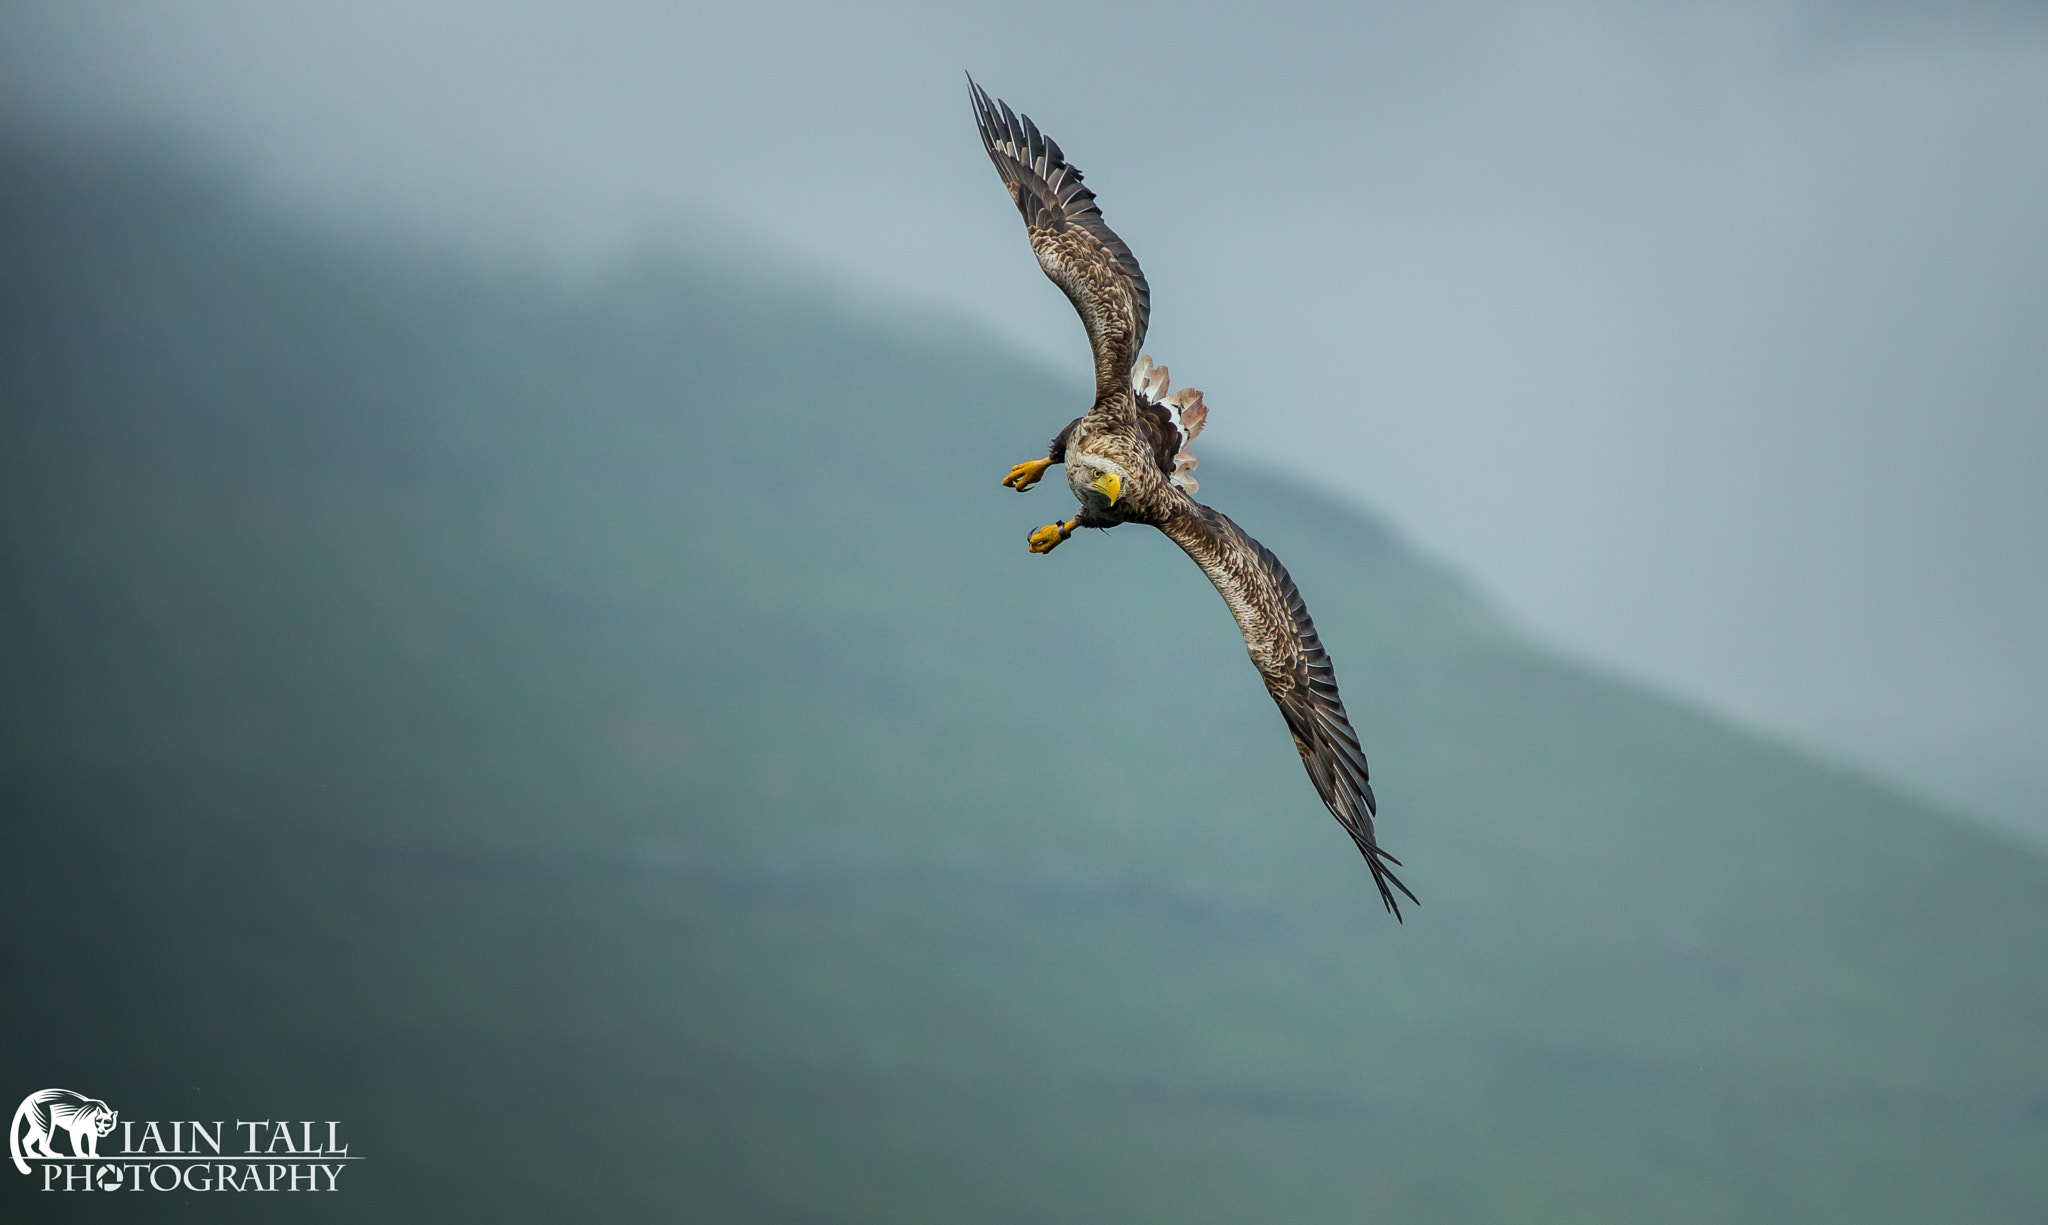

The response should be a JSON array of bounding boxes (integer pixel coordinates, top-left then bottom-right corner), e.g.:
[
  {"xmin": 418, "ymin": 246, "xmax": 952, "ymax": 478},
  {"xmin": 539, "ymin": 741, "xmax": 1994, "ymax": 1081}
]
[{"xmin": 971, "ymin": 80, "xmax": 1415, "ymax": 919}]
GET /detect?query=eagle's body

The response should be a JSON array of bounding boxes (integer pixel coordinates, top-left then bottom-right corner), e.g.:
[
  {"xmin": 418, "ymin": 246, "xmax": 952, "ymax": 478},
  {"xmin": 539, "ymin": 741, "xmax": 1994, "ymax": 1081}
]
[{"xmin": 972, "ymin": 80, "xmax": 1415, "ymax": 918}]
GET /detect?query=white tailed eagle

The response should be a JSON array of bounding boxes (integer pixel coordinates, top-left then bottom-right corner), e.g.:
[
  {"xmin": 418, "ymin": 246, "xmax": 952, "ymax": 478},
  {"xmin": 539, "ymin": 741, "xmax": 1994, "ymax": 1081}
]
[{"xmin": 971, "ymin": 79, "xmax": 1415, "ymax": 918}]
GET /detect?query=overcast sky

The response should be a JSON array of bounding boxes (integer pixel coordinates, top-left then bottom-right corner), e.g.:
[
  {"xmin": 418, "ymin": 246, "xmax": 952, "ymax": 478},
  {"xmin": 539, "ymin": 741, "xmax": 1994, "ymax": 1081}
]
[{"xmin": 4, "ymin": 1, "xmax": 2045, "ymax": 845}]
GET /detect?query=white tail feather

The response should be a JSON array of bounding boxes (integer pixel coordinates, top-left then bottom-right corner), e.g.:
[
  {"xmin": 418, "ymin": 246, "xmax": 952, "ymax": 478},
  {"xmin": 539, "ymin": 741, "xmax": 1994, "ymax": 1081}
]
[
  {"xmin": 1132, "ymin": 353, "xmax": 1171, "ymax": 405},
  {"xmin": 1167, "ymin": 387, "xmax": 1207, "ymax": 443}
]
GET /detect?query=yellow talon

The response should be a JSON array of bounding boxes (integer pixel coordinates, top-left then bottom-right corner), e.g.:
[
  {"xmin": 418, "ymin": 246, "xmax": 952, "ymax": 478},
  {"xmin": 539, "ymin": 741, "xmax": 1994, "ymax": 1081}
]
[
  {"xmin": 1003, "ymin": 457, "xmax": 1053, "ymax": 491},
  {"xmin": 1027, "ymin": 520, "xmax": 1076, "ymax": 554}
]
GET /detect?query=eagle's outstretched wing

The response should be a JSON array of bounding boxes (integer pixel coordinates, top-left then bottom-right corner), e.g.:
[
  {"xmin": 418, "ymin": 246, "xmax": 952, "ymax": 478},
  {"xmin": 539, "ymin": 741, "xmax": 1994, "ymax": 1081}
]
[
  {"xmin": 1159, "ymin": 503, "xmax": 1416, "ymax": 918},
  {"xmin": 970, "ymin": 78, "xmax": 1151, "ymax": 402}
]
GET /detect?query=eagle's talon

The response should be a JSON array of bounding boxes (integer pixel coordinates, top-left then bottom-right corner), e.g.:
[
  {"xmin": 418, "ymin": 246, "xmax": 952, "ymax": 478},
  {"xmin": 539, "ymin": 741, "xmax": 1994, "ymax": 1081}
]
[
  {"xmin": 1004, "ymin": 458, "xmax": 1053, "ymax": 491},
  {"xmin": 1027, "ymin": 521, "xmax": 1072, "ymax": 554}
]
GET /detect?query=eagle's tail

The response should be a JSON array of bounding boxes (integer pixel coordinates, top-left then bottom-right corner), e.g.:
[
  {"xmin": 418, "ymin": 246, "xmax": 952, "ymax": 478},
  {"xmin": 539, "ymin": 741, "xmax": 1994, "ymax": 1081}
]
[{"xmin": 1132, "ymin": 355, "xmax": 1209, "ymax": 492}]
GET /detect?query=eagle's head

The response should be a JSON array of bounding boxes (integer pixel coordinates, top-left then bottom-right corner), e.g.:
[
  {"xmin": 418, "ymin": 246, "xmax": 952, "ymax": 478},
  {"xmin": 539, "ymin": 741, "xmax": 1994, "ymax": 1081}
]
[{"xmin": 1068, "ymin": 454, "xmax": 1128, "ymax": 513}]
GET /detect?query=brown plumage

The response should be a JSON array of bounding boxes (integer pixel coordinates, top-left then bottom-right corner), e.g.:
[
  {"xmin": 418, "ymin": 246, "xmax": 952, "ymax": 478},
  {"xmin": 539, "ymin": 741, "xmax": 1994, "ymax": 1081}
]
[{"xmin": 972, "ymin": 78, "xmax": 1414, "ymax": 918}]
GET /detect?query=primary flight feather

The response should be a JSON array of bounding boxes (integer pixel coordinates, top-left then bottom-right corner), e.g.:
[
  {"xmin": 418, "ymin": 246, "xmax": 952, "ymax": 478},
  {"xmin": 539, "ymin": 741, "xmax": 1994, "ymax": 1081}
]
[{"xmin": 970, "ymin": 78, "xmax": 1415, "ymax": 918}]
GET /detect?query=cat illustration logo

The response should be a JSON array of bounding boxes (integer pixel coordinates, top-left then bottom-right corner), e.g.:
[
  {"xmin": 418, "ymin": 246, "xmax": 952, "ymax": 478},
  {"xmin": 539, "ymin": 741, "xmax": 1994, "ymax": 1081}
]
[{"xmin": 10, "ymin": 1089, "xmax": 118, "ymax": 1176}]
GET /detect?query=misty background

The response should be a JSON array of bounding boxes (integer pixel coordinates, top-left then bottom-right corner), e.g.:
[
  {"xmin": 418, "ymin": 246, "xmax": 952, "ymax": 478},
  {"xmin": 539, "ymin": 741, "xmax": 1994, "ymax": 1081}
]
[
  {"xmin": 4, "ymin": 4, "xmax": 2048, "ymax": 1221},
  {"xmin": 3, "ymin": 0, "xmax": 2044, "ymax": 842}
]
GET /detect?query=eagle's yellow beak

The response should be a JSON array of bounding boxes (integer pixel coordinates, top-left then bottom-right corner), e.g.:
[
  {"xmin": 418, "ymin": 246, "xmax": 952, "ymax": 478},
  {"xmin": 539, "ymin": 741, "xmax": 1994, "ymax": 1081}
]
[{"xmin": 1090, "ymin": 471, "xmax": 1122, "ymax": 506}]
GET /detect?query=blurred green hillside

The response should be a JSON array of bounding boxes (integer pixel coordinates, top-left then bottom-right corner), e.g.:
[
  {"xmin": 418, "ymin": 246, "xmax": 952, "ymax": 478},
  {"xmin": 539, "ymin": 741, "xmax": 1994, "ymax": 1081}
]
[{"xmin": 3, "ymin": 139, "xmax": 2045, "ymax": 1223}]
